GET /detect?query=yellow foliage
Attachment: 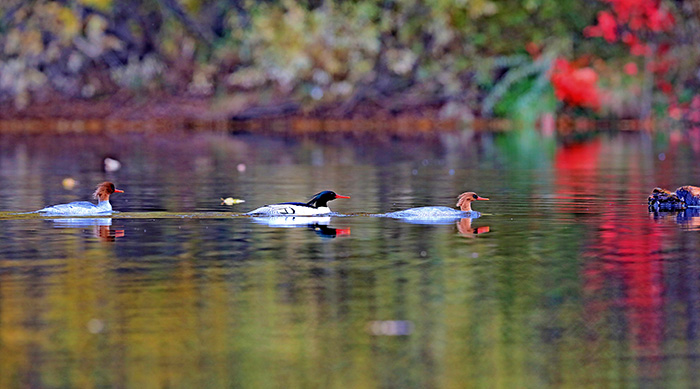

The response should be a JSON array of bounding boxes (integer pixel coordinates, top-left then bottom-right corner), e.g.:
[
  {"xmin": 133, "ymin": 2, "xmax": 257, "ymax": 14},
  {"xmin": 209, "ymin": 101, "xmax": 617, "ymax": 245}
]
[
  {"xmin": 4, "ymin": 30, "xmax": 22, "ymax": 55},
  {"xmin": 181, "ymin": 0, "xmax": 201, "ymax": 13},
  {"xmin": 78, "ymin": 0, "xmax": 112, "ymax": 11},
  {"xmin": 245, "ymin": 1, "xmax": 384, "ymax": 93},
  {"xmin": 468, "ymin": 0, "xmax": 498, "ymax": 18},
  {"xmin": 22, "ymin": 30, "xmax": 44, "ymax": 56},
  {"xmin": 58, "ymin": 7, "xmax": 81, "ymax": 41},
  {"xmin": 85, "ymin": 14, "xmax": 108, "ymax": 43}
]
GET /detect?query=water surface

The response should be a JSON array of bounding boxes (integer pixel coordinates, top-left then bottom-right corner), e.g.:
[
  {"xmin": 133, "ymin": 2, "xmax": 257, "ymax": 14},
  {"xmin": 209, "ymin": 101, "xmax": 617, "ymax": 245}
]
[{"xmin": 1, "ymin": 129, "xmax": 699, "ymax": 387}]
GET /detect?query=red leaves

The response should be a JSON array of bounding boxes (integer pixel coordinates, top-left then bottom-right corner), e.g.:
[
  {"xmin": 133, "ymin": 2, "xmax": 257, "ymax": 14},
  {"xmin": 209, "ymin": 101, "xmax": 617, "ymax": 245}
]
[
  {"xmin": 604, "ymin": 0, "xmax": 674, "ymax": 32},
  {"xmin": 578, "ymin": 0, "xmax": 679, "ymax": 115},
  {"xmin": 688, "ymin": 97, "xmax": 700, "ymax": 123},
  {"xmin": 621, "ymin": 32, "xmax": 651, "ymax": 56},
  {"xmin": 550, "ymin": 58, "xmax": 601, "ymax": 110},
  {"xmin": 657, "ymin": 80, "xmax": 673, "ymax": 95},
  {"xmin": 586, "ymin": 0, "xmax": 675, "ymax": 55},
  {"xmin": 646, "ymin": 6, "xmax": 675, "ymax": 32},
  {"xmin": 584, "ymin": 11, "xmax": 618, "ymax": 43}
]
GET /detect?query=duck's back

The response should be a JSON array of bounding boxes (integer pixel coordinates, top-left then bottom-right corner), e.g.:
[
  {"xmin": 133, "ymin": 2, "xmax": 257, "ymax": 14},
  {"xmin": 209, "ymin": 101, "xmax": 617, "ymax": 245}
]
[
  {"xmin": 384, "ymin": 206, "xmax": 478, "ymax": 219},
  {"xmin": 38, "ymin": 201, "xmax": 111, "ymax": 215},
  {"xmin": 677, "ymin": 186, "xmax": 700, "ymax": 206},
  {"xmin": 247, "ymin": 202, "xmax": 330, "ymax": 216}
]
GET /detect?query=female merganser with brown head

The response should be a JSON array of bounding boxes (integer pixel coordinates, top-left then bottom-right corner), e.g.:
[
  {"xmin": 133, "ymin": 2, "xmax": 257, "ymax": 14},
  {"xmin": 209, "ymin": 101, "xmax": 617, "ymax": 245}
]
[
  {"xmin": 649, "ymin": 186, "xmax": 700, "ymax": 211},
  {"xmin": 383, "ymin": 191, "xmax": 489, "ymax": 220},
  {"xmin": 37, "ymin": 181, "xmax": 124, "ymax": 215},
  {"xmin": 247, "ymin": 190, "xmax": 351, "ymax": 216}
]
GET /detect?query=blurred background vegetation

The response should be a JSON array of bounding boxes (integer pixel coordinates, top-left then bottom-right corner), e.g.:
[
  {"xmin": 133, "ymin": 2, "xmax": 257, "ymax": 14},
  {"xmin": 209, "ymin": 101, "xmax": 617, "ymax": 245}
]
[{"xmin": 1, "ymin": 0, "xmax": 699, "ymax": 123}]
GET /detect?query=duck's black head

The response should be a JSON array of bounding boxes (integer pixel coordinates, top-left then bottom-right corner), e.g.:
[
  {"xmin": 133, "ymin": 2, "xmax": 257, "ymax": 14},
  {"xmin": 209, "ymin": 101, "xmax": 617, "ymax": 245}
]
[{"xmin": 306, "ymin": 191, "xmax": 351, "ymax": 208}]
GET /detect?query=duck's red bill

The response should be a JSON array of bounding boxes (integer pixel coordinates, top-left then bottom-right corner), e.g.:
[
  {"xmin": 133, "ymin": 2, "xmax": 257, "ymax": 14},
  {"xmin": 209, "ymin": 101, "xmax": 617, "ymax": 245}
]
[
  {"xmin": 115, "ymin": 189, "xmax": 124, "ymax": 193},
  {"xmin": 335, "ymin": 228, "xmax": 351, "ymax": 236},
  {"xmin": 475, "ymin": 226, "xmax": 490, "ymax": 234},
  {"xmin": 476, "ymin": 196, "xmax": 489, "ymax": 200},
  {"xmin": 336, "ymin": 194, "xmax": 351, "ymax": 199}
]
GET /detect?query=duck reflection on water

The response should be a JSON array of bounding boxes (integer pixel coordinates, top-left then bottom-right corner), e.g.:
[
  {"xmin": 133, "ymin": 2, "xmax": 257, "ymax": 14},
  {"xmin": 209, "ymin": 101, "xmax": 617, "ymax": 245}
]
[
  {"xmin": 251, "ymin": 216, "xmax": 350, "ymax": 238},
  {"xmin": 47, "ymin": 217, "xmax": 125, "ymax": 241},
  {"xmin": 456, "ymin": 217, "xmax": 490, "ymax": 237},
  {"xmin": 383, "ymin": 215, "xmax": 489, "ymax": 237},
  {"xmin": 650, "ymin": 207, "xmax": 700, "ymax": 230}
]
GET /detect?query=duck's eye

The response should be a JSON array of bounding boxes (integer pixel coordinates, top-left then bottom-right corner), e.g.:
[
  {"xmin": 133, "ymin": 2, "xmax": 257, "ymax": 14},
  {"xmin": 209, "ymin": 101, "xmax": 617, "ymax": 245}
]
[{"xmin": 472, "ymin": 194, "xmax": 478, "ymax": 200}]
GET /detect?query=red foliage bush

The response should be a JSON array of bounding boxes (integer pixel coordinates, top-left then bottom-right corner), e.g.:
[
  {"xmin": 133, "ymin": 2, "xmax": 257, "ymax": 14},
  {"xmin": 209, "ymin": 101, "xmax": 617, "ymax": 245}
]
[
  {"xmin": 561, "ymin": 0, "xmax": 679, "ymax": 115},
  {"xmin": 550, "ymin": 58, "xmax": 601, "ymax": 110},
  {"xmin": 584, "ymin": 11, "xmax": 618, "ymax": 42}
]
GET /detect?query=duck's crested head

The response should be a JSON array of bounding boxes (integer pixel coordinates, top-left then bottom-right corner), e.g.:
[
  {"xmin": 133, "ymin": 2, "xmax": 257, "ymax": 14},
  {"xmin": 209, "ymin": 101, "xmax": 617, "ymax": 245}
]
[
  {"xmin": 648, "ymin": 186, "xmax": 690, "ymax": 211},
  {"xmin": 307, "ymin": 190, "xmax": 351, "ymax": 208},
  {"xmin": 456, "ymin": 191, "xmax": 489, "ymax": 212},
  {"xmin": 93, "ymin": 181, "xmax": 124, "ymax": 202}
]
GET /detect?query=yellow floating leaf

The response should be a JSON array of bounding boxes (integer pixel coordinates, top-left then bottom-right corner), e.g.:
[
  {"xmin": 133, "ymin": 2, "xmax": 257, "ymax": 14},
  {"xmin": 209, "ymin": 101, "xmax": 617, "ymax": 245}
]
[
  {"xmin": 221, "ymin": 198, "xmax": 245, "ymax": 206},
  {"xmin": 62, "ymin": 178, "xmax": 77, "ymax": 190}
]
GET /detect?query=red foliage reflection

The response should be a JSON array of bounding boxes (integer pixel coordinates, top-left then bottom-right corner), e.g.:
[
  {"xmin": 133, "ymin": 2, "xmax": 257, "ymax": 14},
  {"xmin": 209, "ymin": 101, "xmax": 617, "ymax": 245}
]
[{"xmin": 555, "ymin": 139, "xmax": 666, "ymax": 375}]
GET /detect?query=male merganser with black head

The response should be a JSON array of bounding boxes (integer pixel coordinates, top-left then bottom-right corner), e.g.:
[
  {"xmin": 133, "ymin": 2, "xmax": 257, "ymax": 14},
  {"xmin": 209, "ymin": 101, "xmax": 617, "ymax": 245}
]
[
  {"xmin": 383, "ymin": 191, "xmax": 489, "ymax": 220},
  {"xmin": 247, "ymin": 190, "xmax": 350, "ymax": 216},
  {"xmin": 37, "ymin": 181, "xmax": 124, "ymax": 215}
]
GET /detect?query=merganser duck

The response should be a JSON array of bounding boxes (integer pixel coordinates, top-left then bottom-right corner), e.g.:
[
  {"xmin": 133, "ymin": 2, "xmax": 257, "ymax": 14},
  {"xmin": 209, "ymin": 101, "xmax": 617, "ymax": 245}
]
[
  {"xmin": 383, "ymin": 191, "xmax": 489, "ymax": 220},
  {"xmin": 246, "ymin": 190, "xmax": 351, "ymax": 216},
  {"xmin": 37, "ymin": 181, "xmax": 124, "ymax": 215},
  {"xmin": 648, "ymin": 186, "xmax": 700, "ymax": 211}
]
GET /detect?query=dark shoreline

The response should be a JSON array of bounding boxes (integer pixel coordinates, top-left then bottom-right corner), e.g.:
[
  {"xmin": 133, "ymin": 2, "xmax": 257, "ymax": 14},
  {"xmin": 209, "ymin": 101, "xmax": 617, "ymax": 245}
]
[{"xmin": 0, "ymin": 95, "xmax": 666, "ymax": 136}]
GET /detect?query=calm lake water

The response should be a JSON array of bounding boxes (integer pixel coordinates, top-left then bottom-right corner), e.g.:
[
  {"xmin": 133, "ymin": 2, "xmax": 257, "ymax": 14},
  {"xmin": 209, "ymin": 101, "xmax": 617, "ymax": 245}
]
[{"xmin": 1, "ymin": 128, "xmax": 700, "ymax": 388}]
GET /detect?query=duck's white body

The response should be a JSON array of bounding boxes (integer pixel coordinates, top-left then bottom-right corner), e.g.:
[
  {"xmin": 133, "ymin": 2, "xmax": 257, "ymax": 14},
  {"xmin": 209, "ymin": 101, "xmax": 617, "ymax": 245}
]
[
  {"xmin": 247, "ymin": 203, "xmax": 331, "ymax": 216},
  {"xmin": 384, "ymin": 206, "xmax": 479, "ymax": 219},
  {"xmin": 37, "ymin": 200, "xmax": 114, "ymax": 216}
]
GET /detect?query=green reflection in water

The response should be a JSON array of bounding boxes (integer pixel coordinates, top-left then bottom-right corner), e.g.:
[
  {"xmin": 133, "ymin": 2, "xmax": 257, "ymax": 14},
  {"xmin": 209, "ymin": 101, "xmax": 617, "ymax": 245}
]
[{"xmin": 0, "ymin": 216, "xmax": 603, "ymax": 388}]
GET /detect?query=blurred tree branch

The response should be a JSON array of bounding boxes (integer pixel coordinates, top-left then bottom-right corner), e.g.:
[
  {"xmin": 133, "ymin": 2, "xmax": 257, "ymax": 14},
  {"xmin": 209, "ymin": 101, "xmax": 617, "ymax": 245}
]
[{"xmin": 157, "ymin": 0, "xmax": 214, "ymax": 45}]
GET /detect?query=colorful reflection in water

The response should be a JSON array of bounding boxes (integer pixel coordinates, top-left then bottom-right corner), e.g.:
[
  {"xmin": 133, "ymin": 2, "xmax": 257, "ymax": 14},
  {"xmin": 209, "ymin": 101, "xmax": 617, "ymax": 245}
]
[{"xmin": 0, "ymin": 128, "xmax": 699, "ymax": 387}]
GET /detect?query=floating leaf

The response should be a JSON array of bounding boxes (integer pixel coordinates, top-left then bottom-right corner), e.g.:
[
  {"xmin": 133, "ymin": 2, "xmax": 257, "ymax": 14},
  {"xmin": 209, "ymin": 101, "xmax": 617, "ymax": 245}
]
[{"xmin": 221, "ymin": 198, "xmax": 245, "ymax": 206}]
